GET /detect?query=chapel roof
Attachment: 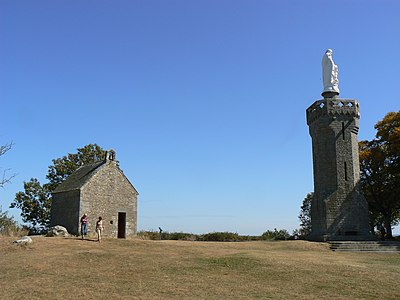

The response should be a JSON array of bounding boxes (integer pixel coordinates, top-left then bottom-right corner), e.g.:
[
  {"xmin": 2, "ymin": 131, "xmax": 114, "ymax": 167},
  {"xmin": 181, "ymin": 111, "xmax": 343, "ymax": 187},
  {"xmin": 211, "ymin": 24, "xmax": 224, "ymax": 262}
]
[{"xmin": 52, "ymin": 161, "xmax": 105, "ymax": 193}]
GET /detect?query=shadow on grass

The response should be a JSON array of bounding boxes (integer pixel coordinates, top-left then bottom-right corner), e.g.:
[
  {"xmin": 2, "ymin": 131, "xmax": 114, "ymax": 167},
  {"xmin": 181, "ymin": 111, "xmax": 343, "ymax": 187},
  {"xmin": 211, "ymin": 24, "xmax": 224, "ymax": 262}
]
[{"xmin": 72, "ymin": 237, "xmax": 99, "ymax": 243}]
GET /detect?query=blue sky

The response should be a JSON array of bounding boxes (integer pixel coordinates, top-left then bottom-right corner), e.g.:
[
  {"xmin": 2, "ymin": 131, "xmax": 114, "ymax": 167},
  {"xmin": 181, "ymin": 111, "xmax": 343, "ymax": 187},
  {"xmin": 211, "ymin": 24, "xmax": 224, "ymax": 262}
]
[{"xmin": 1, "ymin": 0, "xmax": 399, "ymax": 235}]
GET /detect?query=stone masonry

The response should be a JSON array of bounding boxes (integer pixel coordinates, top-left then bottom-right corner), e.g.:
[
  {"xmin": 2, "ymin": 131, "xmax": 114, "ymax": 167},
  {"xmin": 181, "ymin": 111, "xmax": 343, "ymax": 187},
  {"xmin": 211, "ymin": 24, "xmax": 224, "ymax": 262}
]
[
  {"xmin": 306, "ymin": 97, "xmax": 370, "ymax": 241},
  {"xmin": 50, "ymin": 150, "xmax": 138, "ymax": 238}
]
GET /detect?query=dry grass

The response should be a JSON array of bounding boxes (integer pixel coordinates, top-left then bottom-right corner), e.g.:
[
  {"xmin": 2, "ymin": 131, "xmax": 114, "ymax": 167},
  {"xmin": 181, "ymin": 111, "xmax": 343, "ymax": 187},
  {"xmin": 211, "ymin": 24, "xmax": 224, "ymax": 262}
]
[{"xmin": 1, "ymin": 236, "xmax": 400, "ymax": 299}]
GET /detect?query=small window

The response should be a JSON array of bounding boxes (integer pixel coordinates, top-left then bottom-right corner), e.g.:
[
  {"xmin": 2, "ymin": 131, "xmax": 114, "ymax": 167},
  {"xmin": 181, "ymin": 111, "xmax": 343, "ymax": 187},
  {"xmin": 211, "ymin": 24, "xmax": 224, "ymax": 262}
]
[{"xmin": 342, "ymin": 122, "xmax": 345, "ymax": 140}]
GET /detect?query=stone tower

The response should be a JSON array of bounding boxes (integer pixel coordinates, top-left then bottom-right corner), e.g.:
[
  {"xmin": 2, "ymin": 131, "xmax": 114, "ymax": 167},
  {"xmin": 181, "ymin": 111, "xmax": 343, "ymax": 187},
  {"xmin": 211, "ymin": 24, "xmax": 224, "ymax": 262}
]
[{"xmin": 306, "ymin": 50, "xmax": 370, "ymax": 241}]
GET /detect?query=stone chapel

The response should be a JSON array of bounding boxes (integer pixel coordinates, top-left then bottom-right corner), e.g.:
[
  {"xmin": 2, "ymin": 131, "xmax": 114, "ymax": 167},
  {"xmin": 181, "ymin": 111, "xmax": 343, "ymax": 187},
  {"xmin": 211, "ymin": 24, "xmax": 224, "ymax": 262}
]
[{"xmin": 50, "ymin": 149, "xmax": 138, "ymax": 238}]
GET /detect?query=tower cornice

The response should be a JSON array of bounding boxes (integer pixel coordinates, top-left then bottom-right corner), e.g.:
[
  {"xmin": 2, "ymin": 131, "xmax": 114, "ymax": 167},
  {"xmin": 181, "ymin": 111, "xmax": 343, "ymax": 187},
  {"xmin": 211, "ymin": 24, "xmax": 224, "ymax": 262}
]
[{"xmin": 306, "ymin": 98, "xmax": 360, "ymax": 126}]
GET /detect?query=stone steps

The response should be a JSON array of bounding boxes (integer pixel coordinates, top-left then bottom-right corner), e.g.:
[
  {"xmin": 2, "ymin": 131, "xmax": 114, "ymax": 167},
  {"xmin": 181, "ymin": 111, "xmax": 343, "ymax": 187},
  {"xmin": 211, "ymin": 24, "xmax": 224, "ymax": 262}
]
[{"xmin": 329, "ymin": 241, "xmax": 400, "ymax": 252}]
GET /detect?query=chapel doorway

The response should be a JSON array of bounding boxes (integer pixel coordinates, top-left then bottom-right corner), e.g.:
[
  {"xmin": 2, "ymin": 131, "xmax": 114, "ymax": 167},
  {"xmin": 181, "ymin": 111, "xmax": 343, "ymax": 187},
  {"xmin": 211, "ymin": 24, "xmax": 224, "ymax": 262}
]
[{"xmin": 118, "ymin": 212, "xmax": 126, "ymax": 238}]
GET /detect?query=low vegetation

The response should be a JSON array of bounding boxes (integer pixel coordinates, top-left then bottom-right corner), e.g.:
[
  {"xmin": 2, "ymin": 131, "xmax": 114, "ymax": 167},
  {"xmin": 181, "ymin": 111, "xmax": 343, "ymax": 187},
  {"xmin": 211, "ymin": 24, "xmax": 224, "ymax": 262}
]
[
  {"xmin": 137, "ymin": 229, "xmax": 293, "ymax": 242},
  {"xmin": 0, "ymin": 207, "xmax": 28, "ymax": 236},
  {"xmin": 1, "ymin": 236, "xmax": 399, "ymax": 299}
]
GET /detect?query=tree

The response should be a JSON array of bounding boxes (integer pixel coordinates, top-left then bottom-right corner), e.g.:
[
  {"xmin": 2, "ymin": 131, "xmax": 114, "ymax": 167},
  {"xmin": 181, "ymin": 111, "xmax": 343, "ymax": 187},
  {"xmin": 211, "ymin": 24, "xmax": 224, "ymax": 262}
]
[
  {"xmin": 0, "ymin": 142, "xmax": 15, "ymax": 188},
  {"xmin": 10, "ymin": 144, "xmax": 106, "ymax": 231},
  {"xmin": 359, "ymin": 111, "xmax": 400, "ymax": 239},
  {"xmin": 12, "ymin": 179, "xmax": 51, "ymax": 231},
  {"xmin": 298, "ymin": 192, "xmax": 313, "ymax": 238},
  {"xmin": 46, "ymin": 144, "xmax": 105, "ymax": 191}
]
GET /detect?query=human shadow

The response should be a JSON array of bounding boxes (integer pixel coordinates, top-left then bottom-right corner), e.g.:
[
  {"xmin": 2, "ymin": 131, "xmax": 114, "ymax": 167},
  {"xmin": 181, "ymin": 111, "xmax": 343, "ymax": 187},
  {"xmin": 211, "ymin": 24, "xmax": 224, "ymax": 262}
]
[{"xmin": 73, "ymin": 237, "xmax": 99, "ymax": 243}]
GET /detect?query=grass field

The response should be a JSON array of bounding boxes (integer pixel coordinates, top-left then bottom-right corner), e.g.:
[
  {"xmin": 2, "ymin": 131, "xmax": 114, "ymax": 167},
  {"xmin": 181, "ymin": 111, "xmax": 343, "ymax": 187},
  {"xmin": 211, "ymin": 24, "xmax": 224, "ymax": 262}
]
[{"xmin": 1, "ymin": 236, "xmax": 400, "ymax": 299}]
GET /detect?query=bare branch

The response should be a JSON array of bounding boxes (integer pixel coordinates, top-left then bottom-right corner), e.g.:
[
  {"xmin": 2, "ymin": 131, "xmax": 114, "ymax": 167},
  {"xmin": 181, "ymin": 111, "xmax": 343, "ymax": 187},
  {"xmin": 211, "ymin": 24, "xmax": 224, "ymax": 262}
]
[
  {"xmin": 0, "ymin": 142, "xmax": 15, "ymax": 187},
  {"xmin": 1, "ymin": 169, "xmax": 16, "ymax": 188},
  {"xmin": 0, "ymin": 142, "xmax": 13, "ymax": 157}
]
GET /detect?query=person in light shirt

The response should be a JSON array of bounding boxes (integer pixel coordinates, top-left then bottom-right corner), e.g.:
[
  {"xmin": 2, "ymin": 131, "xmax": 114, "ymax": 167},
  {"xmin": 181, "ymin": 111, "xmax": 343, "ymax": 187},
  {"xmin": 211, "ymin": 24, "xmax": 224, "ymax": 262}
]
[{"xmin": 96, "ymin": 216, "xmax": 104, "ymax": 242}]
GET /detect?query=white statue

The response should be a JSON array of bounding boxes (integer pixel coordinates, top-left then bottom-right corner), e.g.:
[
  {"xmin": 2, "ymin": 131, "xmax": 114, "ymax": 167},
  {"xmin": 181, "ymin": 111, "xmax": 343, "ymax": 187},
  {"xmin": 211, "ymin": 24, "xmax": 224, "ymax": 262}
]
[{"xmin": 322, "ymin": 49, "xmax": 339, "ymax": 95}]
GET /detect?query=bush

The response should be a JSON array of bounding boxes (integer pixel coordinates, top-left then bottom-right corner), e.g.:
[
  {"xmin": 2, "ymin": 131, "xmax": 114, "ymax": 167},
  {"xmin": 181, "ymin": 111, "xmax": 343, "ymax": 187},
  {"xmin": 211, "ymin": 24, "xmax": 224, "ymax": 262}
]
[
  {"xmin": 261, "ymin": 228, "xmax": 290, "ymax": 240},
  {"xmin": 137, "ymin": 230, "xmax": 160, "ymax": 240},
  {"xmin": 200, "ymin": 232, "xmax": 240, "ymax": 242},
  {"xmin": 137, "ymin": 229, "xmax": 293, "ymax": 242},
  {"xmin": 162, "ymin": 232, "xmax": 197, "ymax": 241},
  {"xmin": 0, "ymin": 207, "xmax": 28, "ymax": 236}
]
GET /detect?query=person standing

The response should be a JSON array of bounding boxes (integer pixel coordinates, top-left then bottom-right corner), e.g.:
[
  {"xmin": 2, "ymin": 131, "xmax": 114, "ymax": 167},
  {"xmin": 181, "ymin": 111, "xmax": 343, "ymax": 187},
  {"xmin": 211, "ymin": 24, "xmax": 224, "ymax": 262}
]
[
  {"xmin": 96, "ymin": 216, "xmax": 104, "ymax": 242},
  {"xmin": 159, "ymin": 227, "xmax": 163, "ymax": 240},
  {"xmin": 80, "ymin": 214, "xmax": 88, "ymax": 240}
]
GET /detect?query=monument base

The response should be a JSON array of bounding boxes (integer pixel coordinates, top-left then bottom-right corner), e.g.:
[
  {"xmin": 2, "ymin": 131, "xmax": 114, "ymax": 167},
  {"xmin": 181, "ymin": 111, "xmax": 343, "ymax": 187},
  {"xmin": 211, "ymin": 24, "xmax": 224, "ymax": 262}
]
[
  {"xmin": 307, "ymin": 234, "xmax": 375, "ymax": 242},
  {"xmin": 321, "ymin": 91, "xmax": 339, "ymax": 98}
]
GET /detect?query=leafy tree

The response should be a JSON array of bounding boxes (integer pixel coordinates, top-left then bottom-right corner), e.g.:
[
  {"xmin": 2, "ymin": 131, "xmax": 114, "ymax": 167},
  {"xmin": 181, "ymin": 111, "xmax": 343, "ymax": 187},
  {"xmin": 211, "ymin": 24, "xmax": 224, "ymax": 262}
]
[
  {"xmin": 298, "ymin": 192, "xmax": 313, "ymax": 238},
  {"xmin": 12, "ymin": 179, "xmax": 51, "ymax": 231},
  {"xmin": 359, "ymin": 112, "xmax": 400, "ymax": 239},
  {"xmin": 46, "ymin": 144, "xmax": 106, "ymax": 191},
  {"xmin": 10, "ymin": 144, "xmax": 106, "ymax": 231}
]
